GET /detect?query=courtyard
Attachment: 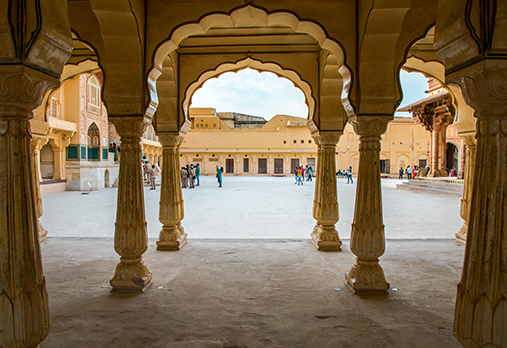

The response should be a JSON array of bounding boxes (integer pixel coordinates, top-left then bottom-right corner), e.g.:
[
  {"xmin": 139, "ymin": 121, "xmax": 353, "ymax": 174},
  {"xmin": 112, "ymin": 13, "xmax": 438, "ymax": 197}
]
[{"xmin": 39, "ymin": 177, "xmax": 465, "ymax": 347}]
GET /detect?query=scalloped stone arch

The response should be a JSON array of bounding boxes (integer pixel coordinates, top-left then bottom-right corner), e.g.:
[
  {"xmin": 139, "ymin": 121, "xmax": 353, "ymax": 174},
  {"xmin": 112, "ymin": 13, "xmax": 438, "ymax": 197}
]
[
  {"xmin": 402, "ymin": 57, "xmax": 474, "ymax": 124},
  {"xmin": 182, "ymin": 58, "xmax": 314, "ymax": 124},
  {"xmin": 149, "ymin": 5, "xmax": 352, "ymax": 118}
]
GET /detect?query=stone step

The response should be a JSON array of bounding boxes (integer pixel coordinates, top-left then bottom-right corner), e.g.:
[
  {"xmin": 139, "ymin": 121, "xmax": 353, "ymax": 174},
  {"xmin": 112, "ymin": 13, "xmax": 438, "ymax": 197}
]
[{"xmin": 396, "ymin": 179, "xmax": 463, "ymax": 197}]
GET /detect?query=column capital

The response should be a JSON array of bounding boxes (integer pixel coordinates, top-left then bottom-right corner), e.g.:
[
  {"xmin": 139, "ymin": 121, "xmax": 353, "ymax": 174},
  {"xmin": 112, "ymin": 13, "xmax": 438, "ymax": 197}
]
[
  {"xmin": 30, "ymin": 135, "xmax": 49, "ymax": 153},
  {"xmin": 349, "ymin": 115, "xmax": 393, "ymax": 138},
  {"xmin": 156, "ymin": 131, "xmax": 185, "ymax": 147},
  {"xmin": 311, "ymin": 131, "xmax": 342, "ymax": 146},
  {"xmin": 459, "ymin": 68, "xmax": 507, "ymax": 118},
  {"xmin": 108, "ymin": 115, "xmax": 151, "ymax": 138},
  {"xmin": 0, "ymin": 66, "xmax": 59, "ymax": 117}
]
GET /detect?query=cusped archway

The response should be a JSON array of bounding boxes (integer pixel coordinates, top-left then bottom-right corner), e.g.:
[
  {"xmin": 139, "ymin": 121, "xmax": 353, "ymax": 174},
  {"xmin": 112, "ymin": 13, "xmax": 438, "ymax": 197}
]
[
  {"xmin": 182, "ymin": 58, "xmax": 314, "ymax": 124},
  {"xmin": 149, "ymin": 5, "xmax": 352, "ymax": 133}
]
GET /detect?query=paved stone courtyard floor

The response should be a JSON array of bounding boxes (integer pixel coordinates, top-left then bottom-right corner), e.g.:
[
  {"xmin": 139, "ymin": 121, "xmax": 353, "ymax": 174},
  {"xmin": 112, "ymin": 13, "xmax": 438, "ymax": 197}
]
[
  {"xmin": 38, "ymin": 177, "xmax": 466, "ymax": 348},
  {"xmin": 41, "ymin": 176, "xmax": 463, "ymax": 240}
]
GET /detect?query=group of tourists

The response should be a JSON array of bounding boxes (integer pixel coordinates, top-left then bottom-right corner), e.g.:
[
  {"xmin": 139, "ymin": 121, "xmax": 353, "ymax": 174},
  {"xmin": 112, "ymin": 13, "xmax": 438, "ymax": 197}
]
[
  {"xmin": 108, "ymin": 143, "xmax": 120, "ymax": 162},
  {"xmin": 336, "ymin": 166, "xmax": 354, "ymax": 183},
  {"xmin": 142, "ymin": 156, "xmax": 161, "ymax": 190},
  {"xmin": 399, "ymin": 165, "xmax": 430, "ymax": 180},
  {"xmin": 181, "ymin": 163, "xmax": 200, "ymax": 189},
  {"xmin": 294, "ymin": 165, "xmax": 313, "ymax": 185}
]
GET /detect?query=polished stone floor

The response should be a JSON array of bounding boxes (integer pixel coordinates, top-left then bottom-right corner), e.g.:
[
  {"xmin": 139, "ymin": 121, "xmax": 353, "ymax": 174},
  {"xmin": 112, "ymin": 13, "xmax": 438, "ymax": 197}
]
[{"xmin": 38, "ymin": 176, "xmax": 465, "ymax": 348}]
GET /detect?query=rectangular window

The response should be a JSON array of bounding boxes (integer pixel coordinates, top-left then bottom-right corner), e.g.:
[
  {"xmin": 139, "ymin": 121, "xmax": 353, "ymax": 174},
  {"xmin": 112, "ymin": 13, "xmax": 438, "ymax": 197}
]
[
  {"xmin": 243, "ymin": 158, "xmax": 249, "ymax": 172},
  {"xmin": 258, "ymin": 158, "xmax": 267, "ymax": 174},
  {"xmin": 419, "ymin": 159, "xmax": 427, "ymax": 168},
  {"xmin": 274, "ymin": 158, "xmax": 284, "ymax": 174}
]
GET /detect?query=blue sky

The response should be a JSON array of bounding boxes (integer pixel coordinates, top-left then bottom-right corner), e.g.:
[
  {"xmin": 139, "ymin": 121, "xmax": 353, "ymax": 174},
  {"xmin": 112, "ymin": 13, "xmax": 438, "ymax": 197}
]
[{"xmin": 191, "ymin": 68, "xmax": 429, "ymax": 120}]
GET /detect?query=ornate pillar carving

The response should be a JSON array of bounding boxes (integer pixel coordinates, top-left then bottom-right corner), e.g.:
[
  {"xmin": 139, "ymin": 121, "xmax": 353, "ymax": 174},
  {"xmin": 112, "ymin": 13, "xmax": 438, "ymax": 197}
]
[
  {"xmin": 452, "ymin": 69, "xmax": 507, "ymax": 347},
  {"xmin": 455, "ymin": 135, "xmax": 476, "ymax": 242},
  {"xmin": 310, "ymin": 131, "xmax": 342, "ymax": 251},
  {"xmin": 108, "ymin": 116, "xmax": 152, "ymax": 293},
  {"xmin": 31, "ymin": 136, "xmax": 49, "ymax": 240},
  {"xmin": 156, "ymin": 132, "xmax": 187, "ymax": 251},
  {"xmin": 345, "ymin": 115, "xmax": 392, "ymax": 293},
  {"xmin": 0, "ymin": 66, "xmax": 60, "ymax": 348}
]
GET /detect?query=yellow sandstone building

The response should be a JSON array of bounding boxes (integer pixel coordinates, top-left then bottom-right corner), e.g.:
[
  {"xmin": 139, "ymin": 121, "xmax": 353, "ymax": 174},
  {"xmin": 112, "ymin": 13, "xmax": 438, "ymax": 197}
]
[{"xmin": 142, "ymin": 106, "xmax": 461, "ymax": 178}]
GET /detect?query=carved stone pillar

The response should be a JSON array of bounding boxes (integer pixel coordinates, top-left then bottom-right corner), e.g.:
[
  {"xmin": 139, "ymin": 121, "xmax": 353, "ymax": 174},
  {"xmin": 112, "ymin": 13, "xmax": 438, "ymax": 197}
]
[
  {"xmin": 109, "ymin": 116, "xmax": 152, "ymax": 293},
  {"xmin": 156, "ymin": 132, "xmax": 187, "ymax": 251},
  {"xmin": 430, "ymin": 130, "xmax": 439, "ymax": 175},
  {"xmin": 455, "ymin": 135, "xmax": 476, "ymax": 242},
  {"xmin": 31, "ymin": 136, "xmax": 49, "ymax": 240},
  {"xmin": 458, "ymin": 143, "xmax": 466, "ymax": 179},
  {"xmin": 453, "ymin": 69, "xmax": 507, "ymax": 347},
  {"xmin": 0, "ymin": 67, "xmax": 60, "ymax": 348},
  {"xmin": 345, "ymin": 115, "xmax": 392, "ymax": 293},
  {"xmin": 310, "ymin": 131, "xmax": 342, "ymax": 251}
]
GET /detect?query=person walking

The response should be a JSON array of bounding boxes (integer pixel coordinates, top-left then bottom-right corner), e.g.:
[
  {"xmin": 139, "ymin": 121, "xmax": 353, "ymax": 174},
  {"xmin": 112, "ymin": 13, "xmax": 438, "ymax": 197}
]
[
  {"xmin": 406, "ymin": 165, "xmax": 412, "ymax": 180},
  {"xmin": 308, "ymin": 166, "xmax": 313, "ymax": 181},
  {"xmin": 297, "ymin": 166, "xmax": 304, "ymax": 185},
  {"xmin": 195, "ymin": 163, "xmax": 200, "ymax": 186},
  {"xmin": 149, "ymin": 165, "xmax": 157, "ymax": 190},
  {"xmin": 399, "ymin": 167, "xmax": 404, "ymax": 180},
  {"xmin": 216, "ymin": 165, "xmax": 223, "ymax": 187},
  {"xmin": 347, "ymin": 166, "xmax": 353, "ymax": 184},
  {"xmin": 294, "ymin": 166, "xmax": 299, "ymax": 184},
  {"xmin": 301, "ymin": 166, "xmax": 305, "ymax": 181}
]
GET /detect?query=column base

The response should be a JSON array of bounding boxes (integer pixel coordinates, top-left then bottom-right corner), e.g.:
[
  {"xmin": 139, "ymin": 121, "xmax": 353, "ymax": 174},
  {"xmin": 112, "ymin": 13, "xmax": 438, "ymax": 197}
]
[
  {"xmin": 110, "ymin": 257, "xmax": 153, "ymax": 293},
  {"xmin": 345, "ymin": 259, "xmax": 389, "ymax": 294},
  {"xmin": 38, "ymin": 220, "xmax": 48, "ymax": 241},
  {"xmin": 156, "ymin": 224, "xmax": 187, "ymax": 251},
  {"xmin": 310, "ymin": 225, "xmax": 342, "ymax": 251},
  {"xmin": 428, "ymin": 170, "xmax": 448, "ymax": 177},
  {"xmin": 455, "ymin": 223, "xmax": 467, "ymax": 243}
]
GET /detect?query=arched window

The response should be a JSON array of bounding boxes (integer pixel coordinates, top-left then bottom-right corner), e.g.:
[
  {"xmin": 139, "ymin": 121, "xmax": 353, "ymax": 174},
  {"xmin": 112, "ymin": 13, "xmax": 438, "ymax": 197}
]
[
  {"xmin": 87, "ymin": 75, "xmax": 102, "ymax": 115},
  {"xmin": 87, "ymin": 123, "xmax": 101, "ymax": 161}
]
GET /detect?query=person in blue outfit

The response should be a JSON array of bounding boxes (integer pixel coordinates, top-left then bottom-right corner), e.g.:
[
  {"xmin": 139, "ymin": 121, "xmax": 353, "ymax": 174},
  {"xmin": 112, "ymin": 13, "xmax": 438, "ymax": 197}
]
[
  {"xmin": 216, "ymin": 165, "xmax": 222, "ymax": 188},
  {"xmin": 195, "ymin": 163, "xmax": 200, "ymax": 186},
  {"xmin": 347, "ymin": 166, "xmax": 353, "ymax": 184}
]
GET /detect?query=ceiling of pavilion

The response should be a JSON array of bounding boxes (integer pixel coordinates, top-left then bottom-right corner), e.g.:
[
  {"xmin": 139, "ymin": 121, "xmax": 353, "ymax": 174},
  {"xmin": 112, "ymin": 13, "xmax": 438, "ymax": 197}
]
[{"xmin": 177, "ymin": 27, "xmax": 320, "ymax": 54}]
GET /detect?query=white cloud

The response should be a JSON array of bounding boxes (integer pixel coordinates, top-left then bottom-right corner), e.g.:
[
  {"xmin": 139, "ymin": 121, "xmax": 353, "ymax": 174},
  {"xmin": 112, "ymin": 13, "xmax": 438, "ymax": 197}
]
[{"xmin": 191, "ymin": 68, "xmax": 308, "ymax": 119}]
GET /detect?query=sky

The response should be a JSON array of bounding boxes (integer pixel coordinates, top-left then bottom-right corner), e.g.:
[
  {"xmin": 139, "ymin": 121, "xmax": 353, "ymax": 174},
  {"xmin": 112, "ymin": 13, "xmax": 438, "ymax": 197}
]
[{"xmin": 190, "ymin": 68, "xmax": 429, "ymax": 120}]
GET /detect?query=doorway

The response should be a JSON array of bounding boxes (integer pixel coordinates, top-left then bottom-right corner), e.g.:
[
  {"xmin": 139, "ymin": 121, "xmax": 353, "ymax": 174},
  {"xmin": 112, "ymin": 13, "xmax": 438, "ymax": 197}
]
[
  {"xmin": 274, "ymin": 158, "xmax": 284, "ymax": 174},
  {"xmin": 291, "ymin": 158, "xmax": 300, "ymax": 173},
  {"xmin": 40, "ymin": 144, "xmax": 54, "ymax": 179},
  {"xmin": 258, "ymin": 158, "xmax": 267, "ymax": 174},
  {"xmin": 226, "ymin": 158, "xmax": 234, "ymax": 173},
  {"xmin": 446, "ymin": 143, "xmax": 459, "ymax": 172}
]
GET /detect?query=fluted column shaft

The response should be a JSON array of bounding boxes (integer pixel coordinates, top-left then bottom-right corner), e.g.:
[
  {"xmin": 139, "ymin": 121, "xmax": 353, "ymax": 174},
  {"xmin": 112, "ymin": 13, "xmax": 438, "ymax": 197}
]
[
  {"xmin": 455, "ymin": 136, "xmax": 476, "ymax": 242},
  {"xmin": 109, "ymin": 116, "xmax": 152, "ymax": 293},
  {"xmin": 310, "ymin": 132, "xmax": 342, "ymax": 251},
  {"xmin": 157, "ymin": 132, "xmax": 187, "ymax": 250},
  {"xmin": 345, "ymin": 115, "xmax": 392, "ymax": 293},
  {"xmin": 453, "ymin": 69, "xmax": 507, "ymax": 347},
  {"xmin": 0, "ymin": 67, "xmax": 60, "ymax": 348}
]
